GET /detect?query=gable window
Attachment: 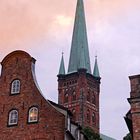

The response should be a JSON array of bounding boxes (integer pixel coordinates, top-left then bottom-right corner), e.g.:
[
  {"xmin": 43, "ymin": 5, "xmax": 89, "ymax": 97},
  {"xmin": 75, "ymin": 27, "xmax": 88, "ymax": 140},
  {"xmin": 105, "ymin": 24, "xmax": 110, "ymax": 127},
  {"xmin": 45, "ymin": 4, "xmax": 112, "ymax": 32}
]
[
  {"xmin": 11, "ymin": 79, "xmax": 20, "ymax": 94},
  {"xmin": 8, "ymin": 110, "xmax": 18, "ymax": 126},
  {"xmin": 28, "ymin": 107, "xmax": 38, "ymax": 123}
]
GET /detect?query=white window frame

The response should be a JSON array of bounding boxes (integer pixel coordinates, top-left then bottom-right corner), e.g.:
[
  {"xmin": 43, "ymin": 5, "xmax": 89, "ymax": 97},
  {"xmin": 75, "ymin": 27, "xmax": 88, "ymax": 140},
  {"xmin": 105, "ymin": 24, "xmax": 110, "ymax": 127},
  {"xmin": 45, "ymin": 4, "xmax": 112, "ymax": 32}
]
[
  {"xmin": 28, "ymin": 107, "xmax": 38, "ymax": 123},
  {"xmin": 8, "ymin": 110, "xmax": 18, "ymax": 125},
  {"xmin": 67, "ymin": 117, "xmax": 71, "ymax": 131},
  {"xmin": 11, "ymin": 80, "xmax": 20, "ymax": 94}
]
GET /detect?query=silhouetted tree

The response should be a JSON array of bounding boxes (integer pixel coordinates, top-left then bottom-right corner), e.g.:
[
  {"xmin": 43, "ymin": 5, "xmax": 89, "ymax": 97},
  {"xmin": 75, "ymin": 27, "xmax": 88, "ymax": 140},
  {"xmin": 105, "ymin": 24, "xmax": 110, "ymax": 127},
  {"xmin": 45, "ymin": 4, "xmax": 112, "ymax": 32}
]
[
  {"xmin": 123, "ymin": 133, "xmax": 132, "ymax": 140},
  {"xmin": 83, "ymin": 127, "xmax": 102, "ymax": 140}
]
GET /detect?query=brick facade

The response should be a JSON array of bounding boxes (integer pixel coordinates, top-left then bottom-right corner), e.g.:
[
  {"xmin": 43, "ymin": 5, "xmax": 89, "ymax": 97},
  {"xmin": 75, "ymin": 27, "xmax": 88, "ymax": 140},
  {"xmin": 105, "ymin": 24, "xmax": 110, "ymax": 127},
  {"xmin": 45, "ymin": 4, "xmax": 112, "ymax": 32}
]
[
  {"xmin": 0, "ymin": 51, "xmax": 66, "ymax": 140},
  {"xmin": 126, "ymin": 75, "xmax": 140, "ymax": 140},
  {"xmin": 58, "ymin": 69, "xmax": 101, "ymax": 133}
]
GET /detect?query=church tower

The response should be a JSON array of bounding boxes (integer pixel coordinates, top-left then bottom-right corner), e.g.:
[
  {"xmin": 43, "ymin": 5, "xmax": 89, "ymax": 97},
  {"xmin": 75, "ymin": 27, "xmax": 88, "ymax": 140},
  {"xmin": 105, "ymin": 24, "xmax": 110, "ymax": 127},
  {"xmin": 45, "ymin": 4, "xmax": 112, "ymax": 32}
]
[{"xmin": 58, "ymin": 0, "xmax": 101, "ymax": 133}]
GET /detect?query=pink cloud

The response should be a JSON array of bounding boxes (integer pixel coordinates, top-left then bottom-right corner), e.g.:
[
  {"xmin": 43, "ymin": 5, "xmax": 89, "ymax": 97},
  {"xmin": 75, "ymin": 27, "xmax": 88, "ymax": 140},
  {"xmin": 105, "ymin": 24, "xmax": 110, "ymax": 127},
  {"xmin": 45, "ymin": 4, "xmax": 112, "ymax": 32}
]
[{"xmin": 0, "ymin": 0, "xmax": 139, "ymax": 50}]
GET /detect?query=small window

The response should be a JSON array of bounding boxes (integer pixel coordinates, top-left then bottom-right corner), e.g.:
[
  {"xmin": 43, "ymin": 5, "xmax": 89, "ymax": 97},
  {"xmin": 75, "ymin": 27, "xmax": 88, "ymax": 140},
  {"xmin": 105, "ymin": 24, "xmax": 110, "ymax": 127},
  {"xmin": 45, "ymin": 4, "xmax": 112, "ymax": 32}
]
[
  {"xmin": 28, "ymin": 107, "xmax": 38, "ymax": 123},
  {"xmin": 11, "ymin": 80, "xmax": 20, "ymax": 94},
  {"xmin": 92, "ymin": 95, "xmax": 96, "ymax": 105},
  {"xmin": 92, "ymin": 113, "xmax": 96, "ymax": 124},
  {"xmin": 87, "ymin": 110, "xmax": 90, "ymax": 123},
  {"xmin": 64, "ymin": 93, "xmax": 68, "ymax": 103},
  {"xmin": 87, "ymin": 91, "xmax": 90, "ymax": 102},
  {"xmin": 8, "ymin": 110, "xmax": 18, "ymax": 126},
  {"xmin": 72, "ymin": 91, "xmax": 76, "ymax": 101}
]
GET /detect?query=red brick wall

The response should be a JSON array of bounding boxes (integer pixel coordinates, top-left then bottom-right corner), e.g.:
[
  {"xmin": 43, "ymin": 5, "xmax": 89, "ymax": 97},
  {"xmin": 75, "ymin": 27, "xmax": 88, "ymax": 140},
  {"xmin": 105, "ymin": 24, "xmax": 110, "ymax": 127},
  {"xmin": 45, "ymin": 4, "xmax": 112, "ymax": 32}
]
[
  {"xmin": 129, "ymin": 76, "xmax": 140, "ymax": 140},
  {"xmin": 0, "ymin": 51, "xmax": 65, "ymax": 140},
  {"xmin": 58, "ymin": 69, "xmax": 100, "ymax": 134},
  {"xmin": 131, "ymin": 104, "xmax": 140, "ymax": 140}
]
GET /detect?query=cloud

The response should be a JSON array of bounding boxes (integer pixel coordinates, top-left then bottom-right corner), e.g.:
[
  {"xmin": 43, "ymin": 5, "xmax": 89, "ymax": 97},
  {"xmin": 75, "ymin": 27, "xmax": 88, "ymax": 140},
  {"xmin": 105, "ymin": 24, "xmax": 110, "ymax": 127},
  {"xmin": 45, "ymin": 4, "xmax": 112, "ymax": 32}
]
[
  {"xmin": 0, "ymin": 0, "xmax": 139, "ymax": 50},
  {"xmin": 1, "ymin": 0, "xmax": 140, "ymax": 139}
]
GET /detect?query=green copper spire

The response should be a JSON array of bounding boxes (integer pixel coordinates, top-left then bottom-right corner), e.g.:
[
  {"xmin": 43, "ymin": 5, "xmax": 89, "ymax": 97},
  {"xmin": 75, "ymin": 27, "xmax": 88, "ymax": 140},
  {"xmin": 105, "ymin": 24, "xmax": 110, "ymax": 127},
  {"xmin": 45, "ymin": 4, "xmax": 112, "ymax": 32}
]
[
  {"xmin": 79, "ymin": 46, "xmax": 86, "ymax": 69},
  {"xmin": 93, "ymin": 56, "xmax": 100, "ymax": 77},
  {"xmin": 68, "ymin": 0, "xmax": 91, "ymax": 73},
  {"xmin": 59, "ymin": 53, "xmax": 65, "ymax": 75}
]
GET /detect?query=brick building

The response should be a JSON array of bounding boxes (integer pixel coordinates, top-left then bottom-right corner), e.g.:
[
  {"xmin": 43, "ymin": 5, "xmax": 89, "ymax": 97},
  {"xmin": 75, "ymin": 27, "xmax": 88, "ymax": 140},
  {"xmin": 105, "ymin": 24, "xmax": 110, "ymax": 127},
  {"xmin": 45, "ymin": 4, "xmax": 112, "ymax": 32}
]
[
  {"xmin": 0, "ymin": 50, "xmax": 87, "ymax": 140},
  {"xmin": 58, "ymin": 0, "xmax": 101, "ymax": 134},
  {"xmin": 125, "ymin": 75, "xmax": 140, "ymax": 140}
]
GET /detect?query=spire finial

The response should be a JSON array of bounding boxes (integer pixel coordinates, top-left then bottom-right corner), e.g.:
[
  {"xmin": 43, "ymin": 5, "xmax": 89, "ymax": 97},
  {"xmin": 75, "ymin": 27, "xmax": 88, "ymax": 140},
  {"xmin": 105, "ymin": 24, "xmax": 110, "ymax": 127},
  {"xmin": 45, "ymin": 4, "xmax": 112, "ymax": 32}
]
[{"xmin": 58, "ymin": 53, "xmax": 66, "ymax": 75}]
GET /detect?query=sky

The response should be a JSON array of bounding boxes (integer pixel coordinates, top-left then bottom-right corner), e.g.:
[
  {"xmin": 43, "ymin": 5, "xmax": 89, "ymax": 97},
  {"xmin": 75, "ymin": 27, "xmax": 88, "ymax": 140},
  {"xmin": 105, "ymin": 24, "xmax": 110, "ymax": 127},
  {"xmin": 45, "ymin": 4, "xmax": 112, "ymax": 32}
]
[{"xmin": 0, "ymin": 0, "xmax": 140, "ymax": 139}]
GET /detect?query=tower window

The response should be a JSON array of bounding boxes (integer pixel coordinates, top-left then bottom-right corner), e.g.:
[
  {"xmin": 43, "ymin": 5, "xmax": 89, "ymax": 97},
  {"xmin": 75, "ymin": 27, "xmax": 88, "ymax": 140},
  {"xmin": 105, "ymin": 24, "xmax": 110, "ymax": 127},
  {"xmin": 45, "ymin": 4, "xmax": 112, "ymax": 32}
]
[
  {"xmin": 87, "ymin": 91, "xmax": 90, "ymax": 102},
  {"xmin": 64, "ymin": 93, "xmax": 68, "ymax": 103},
  {"xmin": 28, "ymin": 107, "xmax": 38, "ymax": 123},
  {"xmin": 72, "ymin": 91, "xmax": 76, "ymax": 101},
  {"xmin": 11, "ymin": 79, "xmax": 20, "ymax": 94},
  {"xmin": 92, "ymin": 112, "xmax": 96, "ymax": 124},
  {"xmin": 92, "ymin": 95, "xmax": 96, "ymax": 105},
  {"xmin": 8, "ymin": 110, "xmax": 18, "ymax": 126},
  {"xmin": 87, "ymin": 110, "xmax": 90, "ymax": 123}
]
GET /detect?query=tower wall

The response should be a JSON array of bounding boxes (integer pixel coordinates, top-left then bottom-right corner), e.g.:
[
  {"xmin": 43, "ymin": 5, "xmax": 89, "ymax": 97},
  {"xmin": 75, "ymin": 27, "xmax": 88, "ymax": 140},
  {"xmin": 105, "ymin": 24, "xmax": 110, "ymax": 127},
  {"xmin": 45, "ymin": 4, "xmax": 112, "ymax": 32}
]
[
  {"xmin": 129, "ymin": 75, "xmax": 140, "ymax": 140},
  {"xmin": 58, "ymin": 0, "xmax": 101, "ymax": 135},
  {"xmin": 58, "ymin": 69, "xmax": 100, "ymax": 133}
]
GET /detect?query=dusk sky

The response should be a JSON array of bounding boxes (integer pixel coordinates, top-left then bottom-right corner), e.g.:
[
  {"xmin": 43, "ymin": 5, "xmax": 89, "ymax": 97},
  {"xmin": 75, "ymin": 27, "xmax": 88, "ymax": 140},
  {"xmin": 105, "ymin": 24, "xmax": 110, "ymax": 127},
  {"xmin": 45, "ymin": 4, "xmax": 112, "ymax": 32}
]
[{"xmin": 0, "ymin": 0, "xmax": 140, "ymax": 139}]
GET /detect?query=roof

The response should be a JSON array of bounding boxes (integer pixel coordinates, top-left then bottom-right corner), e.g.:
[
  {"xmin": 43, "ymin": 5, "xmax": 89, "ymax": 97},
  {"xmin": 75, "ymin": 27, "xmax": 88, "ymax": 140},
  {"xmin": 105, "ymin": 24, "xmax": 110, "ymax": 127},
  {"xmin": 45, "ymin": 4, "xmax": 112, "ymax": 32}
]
[
  {"xmin": 100, "ymin": 134, "xmax": 116, "ymax": 140},
  {"xmin": 1, "ymin": 50, "xmax": 36, "ymax": 65},
  {"xmin": 58, "ymin": 53, "xmax": 65, "ymax": 75},
  {"xmin": 48, "ymin": 100, "xmax": 73, "ymax": 116},
  {"xmin": 68, "ymin": 0, "xmax": 91, "ymax": 74},
  {"xmin": 93, "ymin": 56, "xmax": 100, "ymax": 78}
]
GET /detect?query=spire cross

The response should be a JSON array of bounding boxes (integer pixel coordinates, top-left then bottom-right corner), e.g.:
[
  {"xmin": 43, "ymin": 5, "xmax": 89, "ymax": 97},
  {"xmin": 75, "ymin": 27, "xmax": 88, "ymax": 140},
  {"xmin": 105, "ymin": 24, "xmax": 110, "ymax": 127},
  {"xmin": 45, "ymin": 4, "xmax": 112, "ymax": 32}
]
[{"xmin": 95, "ymin": 49, "xmax": 98, "ymax": 58}]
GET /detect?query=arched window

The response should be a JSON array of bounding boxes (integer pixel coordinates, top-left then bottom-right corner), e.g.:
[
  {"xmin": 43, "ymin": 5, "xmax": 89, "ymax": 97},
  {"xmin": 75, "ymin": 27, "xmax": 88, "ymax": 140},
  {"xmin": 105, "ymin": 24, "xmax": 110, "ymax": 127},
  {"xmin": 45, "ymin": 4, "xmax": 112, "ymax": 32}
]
[
  {"xmin": 28, "ymin": 107, "xmax": 38, "ymax": 123},
  {"xmin": 72, "ymin": 91, "xmax": 76, "ymax": 101},
  {"xmin": 11, "ymin": 79, "xmax": 20, "ymax": 94},
  {"xmin": 8, "ymin": 110, "xmax": 18, "ymax": 125},
  {"xmin": 87, "ymin": 91, "xmax": 90, "ymax": 102},
  {"xmin": 87, "ymin": 110, "xmax": 90, "ymax": 123},
  {"xmin": 92, "ymin": 95, "xmax": 96, "ymax": 105},
  {"xmin": 64, "ymin": 93, "xmax": 68, "ymax": 103},
  {"xmin": 92, "ymin": 112, "xmax": 96, "ymax": 124}
]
